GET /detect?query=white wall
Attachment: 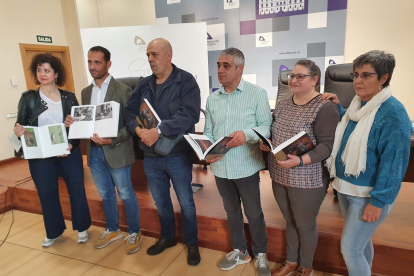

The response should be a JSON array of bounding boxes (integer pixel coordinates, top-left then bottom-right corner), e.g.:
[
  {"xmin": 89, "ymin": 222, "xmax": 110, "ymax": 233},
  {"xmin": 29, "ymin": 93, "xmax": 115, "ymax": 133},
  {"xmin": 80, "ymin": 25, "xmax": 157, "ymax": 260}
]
[
  {"xmin": 344, "ymin": 0, "xmax": 414, "ymax": 118},
  {"xmin": 1, "ymin": 0, "xmax": 413, "ymax": 161},
  {"xmin": 0, "ymin": 0, "xmax": 73, "ymax": 161},
  {"xmin": 75, "ymin": 0, "xmax": 100, "ymax": 28},
  {"xmin": 76, "ymin": 0, "xmax": 156, "ymax": 29}
]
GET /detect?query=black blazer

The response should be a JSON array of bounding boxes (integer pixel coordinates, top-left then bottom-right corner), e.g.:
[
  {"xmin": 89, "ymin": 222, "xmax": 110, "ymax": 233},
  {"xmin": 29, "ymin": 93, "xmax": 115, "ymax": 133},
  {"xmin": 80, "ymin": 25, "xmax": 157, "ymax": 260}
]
[{"xmin": 15, "ymin": 88, "xmax": 80, "ymax": 157}]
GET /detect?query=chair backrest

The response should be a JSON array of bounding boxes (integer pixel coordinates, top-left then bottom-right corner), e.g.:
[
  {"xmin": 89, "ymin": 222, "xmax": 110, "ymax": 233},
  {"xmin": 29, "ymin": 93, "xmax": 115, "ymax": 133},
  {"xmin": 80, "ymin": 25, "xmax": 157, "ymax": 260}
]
[
  {"xmin": 324, "ymin": 63, "xmax": 356, "ymax": 109},
  {"xmin": 117, "ymin": 77, "xmax": 141, "ymax": 91},
  {"xmin": 275, "ymin": 70, "xmax": 292, "ymax": 108}
]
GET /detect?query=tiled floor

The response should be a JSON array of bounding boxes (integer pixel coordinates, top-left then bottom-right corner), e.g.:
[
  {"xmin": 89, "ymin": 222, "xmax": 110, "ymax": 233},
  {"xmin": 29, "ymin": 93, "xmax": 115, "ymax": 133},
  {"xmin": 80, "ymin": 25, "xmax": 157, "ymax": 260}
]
[{"xmin": 0, "ymin": 210, "xmax": 343, "ymax": 276}]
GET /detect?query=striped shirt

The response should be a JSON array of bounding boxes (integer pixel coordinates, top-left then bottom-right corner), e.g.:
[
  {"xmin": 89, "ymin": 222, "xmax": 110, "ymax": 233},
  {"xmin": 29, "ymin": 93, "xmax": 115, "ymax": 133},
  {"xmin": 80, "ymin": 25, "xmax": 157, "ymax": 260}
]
[{"xmin": 203, "ymin": 78, "xmax": 272, "ymax": 179}]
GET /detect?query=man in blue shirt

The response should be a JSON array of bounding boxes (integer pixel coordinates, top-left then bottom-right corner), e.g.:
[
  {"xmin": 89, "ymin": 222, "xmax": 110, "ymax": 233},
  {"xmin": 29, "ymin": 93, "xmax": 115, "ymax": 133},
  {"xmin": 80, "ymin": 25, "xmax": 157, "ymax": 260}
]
[{"xmin": 125, "ymin": 38, "xmax": 201, "ymax": 266}]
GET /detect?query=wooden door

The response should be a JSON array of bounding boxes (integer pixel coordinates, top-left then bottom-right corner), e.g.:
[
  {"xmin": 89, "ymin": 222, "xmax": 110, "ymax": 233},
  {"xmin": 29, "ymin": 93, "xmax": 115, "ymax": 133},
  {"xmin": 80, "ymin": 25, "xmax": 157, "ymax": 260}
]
[{"xmin": 19, "ymin": 44, "xmax": 75, "ymax": 93}]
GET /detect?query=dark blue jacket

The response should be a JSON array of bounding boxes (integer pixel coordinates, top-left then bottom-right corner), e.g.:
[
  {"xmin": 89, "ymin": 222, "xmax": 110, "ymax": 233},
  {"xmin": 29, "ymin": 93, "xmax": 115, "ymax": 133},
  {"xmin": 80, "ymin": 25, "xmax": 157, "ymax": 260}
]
[{"xmin": 125, "ymin": 64, "xmax": 201, "ymax": 156}]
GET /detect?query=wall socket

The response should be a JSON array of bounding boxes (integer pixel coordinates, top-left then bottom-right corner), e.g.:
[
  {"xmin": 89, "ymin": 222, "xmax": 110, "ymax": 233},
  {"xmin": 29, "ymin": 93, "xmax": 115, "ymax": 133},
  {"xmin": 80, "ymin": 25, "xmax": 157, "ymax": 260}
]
[{"xmin": 6, "ymin": 113, "xmax": 17, "ymax": 119}]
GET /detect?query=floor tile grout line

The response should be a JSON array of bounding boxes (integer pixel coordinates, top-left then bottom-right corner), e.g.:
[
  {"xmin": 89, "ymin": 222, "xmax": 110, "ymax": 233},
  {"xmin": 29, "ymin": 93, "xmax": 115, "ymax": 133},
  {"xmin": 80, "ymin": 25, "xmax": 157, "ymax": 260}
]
[
  {"xmin": 239, "ymin": 262, "xmax": 248, "ymax": 276},
  {"xmin": 3, "ymin": 250, "xmax": 46, "ymax": 276},
  {"xmin": 91, "ymin": 264, "xmax": 140, "ymax": 275},
  {"xmin": 94, "ymin": 237, "xmax": 128, "ymax": 265},
  {"xmin": 79, "ymin": 263, "xmax": 96, "ymax": 276},
  {"xmin": 158, "ymin": 244, "xmax": 187, "ymax": 276},
  {"xmin": 0, "ymin": 215, "xmax": 44, "ymax": 241},
  {"xmin": 42, "ymin": 250, "xmax": 97, "ymax": 265}
]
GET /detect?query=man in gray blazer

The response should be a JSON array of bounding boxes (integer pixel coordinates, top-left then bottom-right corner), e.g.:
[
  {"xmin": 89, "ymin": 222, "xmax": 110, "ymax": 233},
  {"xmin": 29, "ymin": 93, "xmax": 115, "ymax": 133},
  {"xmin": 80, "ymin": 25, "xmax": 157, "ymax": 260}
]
[{"xmin": 65, "ymin": 46, "xmax": 141, "ymax": 254}]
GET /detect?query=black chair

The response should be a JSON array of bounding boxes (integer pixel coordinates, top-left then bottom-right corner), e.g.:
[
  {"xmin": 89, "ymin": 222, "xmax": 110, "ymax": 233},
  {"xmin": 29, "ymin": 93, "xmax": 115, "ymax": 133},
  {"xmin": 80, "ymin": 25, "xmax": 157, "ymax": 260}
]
[
  {"xmin": 324, "ymin": 63, "xmax": 356, "ymax": 109},
  {"xmin": 275, "ymin": 70, "xmax": 292, "ymax": 109},
  {"xmin": 117, "ymin": 77, "xmax": 141, "ymax": 91}
]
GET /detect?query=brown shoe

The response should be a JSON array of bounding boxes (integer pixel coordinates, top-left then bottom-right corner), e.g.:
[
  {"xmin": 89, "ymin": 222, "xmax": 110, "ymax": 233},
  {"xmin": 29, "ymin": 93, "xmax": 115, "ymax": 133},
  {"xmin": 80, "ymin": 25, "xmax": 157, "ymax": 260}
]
[
  {"xmin": 293, "ymin": 266, "xmax": 313, "ymax": 276},
  {"xmin": 271, "ymin": 261, "xmax": 299, "ymax": 276}
]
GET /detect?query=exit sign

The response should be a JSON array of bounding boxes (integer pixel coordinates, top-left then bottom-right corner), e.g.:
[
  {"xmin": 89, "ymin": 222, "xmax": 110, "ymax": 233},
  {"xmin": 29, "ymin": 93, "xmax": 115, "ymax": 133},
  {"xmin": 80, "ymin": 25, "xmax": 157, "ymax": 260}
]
[{"xmin": 37, "ymin": 35, "xmax": 52, "ymax": 43}]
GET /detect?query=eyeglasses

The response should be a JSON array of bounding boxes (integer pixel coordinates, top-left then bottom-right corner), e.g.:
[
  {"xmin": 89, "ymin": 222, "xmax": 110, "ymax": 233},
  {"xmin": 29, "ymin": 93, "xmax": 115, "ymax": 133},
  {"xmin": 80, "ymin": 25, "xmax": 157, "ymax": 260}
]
[
  {"xmin": 287, "ymin": 74, "xmax": 310, "ymax": 81},
  {"xmin": 350, "ymin": 72, "xmax": 378, "ymax": 80}
]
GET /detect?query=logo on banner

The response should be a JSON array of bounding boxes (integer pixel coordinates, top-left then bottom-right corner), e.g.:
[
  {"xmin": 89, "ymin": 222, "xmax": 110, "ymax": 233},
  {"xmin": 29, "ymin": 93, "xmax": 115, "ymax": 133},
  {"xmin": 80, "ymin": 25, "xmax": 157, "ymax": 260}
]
[
  {"xmin": 207, "ymin": 23, "xmax": 225, "ymax": 51},
  {"xmin": 325, "ymin": 56, "xmax": 344, "ymax": 70},
  {"xmin": 224, "ymin": 0, "xmax": 239, "ymax": 10},
  {"xmin": 134, "ymin": 36, "xmax": 147, "ymax": 52},
  {"xmin": 256, "ymin": 0, "xmax": 308, "ymax": 19},
  {"xmin": 256, "ymin": 33, "xmax": 272, "ymax": 47},
  {"xmin": 279, "ymin": 65, "xmax": 290, "ymax": 73}
]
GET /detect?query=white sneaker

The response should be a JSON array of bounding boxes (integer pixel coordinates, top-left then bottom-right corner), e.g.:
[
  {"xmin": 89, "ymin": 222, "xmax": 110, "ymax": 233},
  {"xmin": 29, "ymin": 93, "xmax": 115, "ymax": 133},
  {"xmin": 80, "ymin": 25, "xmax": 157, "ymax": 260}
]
[
  {"xmin": 42, "ymin": 234, "xmax": 63, "ymax": 247},
  {"xmin": 78, "ymin": 230, "xmax": 89, "ymax": 243}
]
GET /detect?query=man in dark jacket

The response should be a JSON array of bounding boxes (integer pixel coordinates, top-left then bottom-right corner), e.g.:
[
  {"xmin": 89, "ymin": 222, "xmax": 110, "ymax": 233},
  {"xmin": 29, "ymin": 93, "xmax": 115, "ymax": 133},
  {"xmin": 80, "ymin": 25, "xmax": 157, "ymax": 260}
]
[{"xmin": 126, "ymin": 38, "xmax": 201, "ymax": 265}]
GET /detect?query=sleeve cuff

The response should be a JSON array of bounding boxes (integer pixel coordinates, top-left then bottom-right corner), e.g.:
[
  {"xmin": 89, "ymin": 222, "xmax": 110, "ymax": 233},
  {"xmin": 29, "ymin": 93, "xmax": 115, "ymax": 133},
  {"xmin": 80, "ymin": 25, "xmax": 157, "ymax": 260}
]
[
  {"xmin": 369, "ymin": 197, "xmax": 386, "ymax": 209},
  {"xmin": 130, "ymin": 121, "xmax": 140, "ymax": 135},
  {"xmin": 243, "ymin": 129, "xmax": 257, "ymax": 143}
]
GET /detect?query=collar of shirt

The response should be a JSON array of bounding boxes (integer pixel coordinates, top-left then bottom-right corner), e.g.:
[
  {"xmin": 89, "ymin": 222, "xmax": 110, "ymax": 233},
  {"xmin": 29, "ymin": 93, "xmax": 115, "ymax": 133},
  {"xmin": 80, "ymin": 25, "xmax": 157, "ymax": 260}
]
[
  {"xmin": 92, "ymin": 74, "xmax": 112, "ymax": 88},
  {"xmin": 219, "ymin": 77, "xmax": 245, "ymax": 95}
]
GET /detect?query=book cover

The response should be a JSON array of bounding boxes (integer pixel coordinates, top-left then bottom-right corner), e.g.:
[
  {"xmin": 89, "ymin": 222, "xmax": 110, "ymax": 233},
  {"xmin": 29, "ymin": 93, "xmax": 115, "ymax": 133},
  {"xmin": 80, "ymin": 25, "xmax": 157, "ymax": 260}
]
[
  {"xmin": 274, "ymin": 131, "xmax": 314, "ymax": 161},
  {"xmin": 253, "ymin": 129, "xmax": 314, "ymax": 161},
  {"xmin": 137, "ymin": 99, "xmax": 161, "ymax": 129}
]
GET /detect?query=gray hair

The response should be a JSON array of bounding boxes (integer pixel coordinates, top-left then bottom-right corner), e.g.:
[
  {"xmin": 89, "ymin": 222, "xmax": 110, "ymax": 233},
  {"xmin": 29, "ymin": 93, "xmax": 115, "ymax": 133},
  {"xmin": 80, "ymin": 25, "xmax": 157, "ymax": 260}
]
[
  {"xmin": 353, "ymin": 50, "xmax": 395, "ymax": 88},
  {"xmin": 219, "ymin": 47, "xmax": 245, "ymax": 69}
]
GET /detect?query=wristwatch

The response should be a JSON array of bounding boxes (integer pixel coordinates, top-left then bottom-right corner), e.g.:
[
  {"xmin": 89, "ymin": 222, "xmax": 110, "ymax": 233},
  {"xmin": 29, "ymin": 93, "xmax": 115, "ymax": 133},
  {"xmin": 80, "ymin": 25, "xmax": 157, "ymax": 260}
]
[{"xmin": 157, "ymin": 127, "xmax": 163, "ymax": 138}]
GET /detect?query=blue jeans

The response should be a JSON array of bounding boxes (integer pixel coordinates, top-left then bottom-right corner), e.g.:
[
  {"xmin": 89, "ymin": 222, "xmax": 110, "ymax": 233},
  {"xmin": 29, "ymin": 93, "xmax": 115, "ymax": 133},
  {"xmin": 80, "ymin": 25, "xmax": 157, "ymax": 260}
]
[
  {"xmin": 338, "ymin": 192, "xmax": 393, "ymax": 276},
  {"xmin": 89, "ymin": 146, "xmax": 140, "ymax": 234},
  {"xmin": 143, "ymin": 155, "xmax": 198, "ymax": 245}
]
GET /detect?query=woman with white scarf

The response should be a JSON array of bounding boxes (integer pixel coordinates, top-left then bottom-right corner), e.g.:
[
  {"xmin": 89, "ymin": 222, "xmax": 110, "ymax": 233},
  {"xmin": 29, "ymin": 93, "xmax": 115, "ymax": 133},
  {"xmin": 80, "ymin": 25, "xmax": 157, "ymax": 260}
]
[{"xmin": 322, "ymin": 50, "xmax": 412, "ymax": 276}]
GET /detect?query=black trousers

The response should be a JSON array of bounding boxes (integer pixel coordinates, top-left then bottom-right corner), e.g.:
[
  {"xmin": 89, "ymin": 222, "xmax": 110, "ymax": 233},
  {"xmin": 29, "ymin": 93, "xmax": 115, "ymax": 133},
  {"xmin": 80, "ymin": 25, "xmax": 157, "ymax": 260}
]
[
  {"xmin": 28, "ymin": 147, "xmax": 91, "ymax": 239},
  {"xmin": 215, "ymin": 171, "xmax": 268, "ymax": 255}
]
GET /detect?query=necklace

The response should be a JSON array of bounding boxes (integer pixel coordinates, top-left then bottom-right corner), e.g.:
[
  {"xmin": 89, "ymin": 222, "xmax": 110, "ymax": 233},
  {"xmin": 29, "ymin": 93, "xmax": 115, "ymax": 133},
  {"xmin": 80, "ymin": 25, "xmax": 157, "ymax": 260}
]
[{"xmin": 294, "ymin": 90, "xmax": 317, "ymax": 105}]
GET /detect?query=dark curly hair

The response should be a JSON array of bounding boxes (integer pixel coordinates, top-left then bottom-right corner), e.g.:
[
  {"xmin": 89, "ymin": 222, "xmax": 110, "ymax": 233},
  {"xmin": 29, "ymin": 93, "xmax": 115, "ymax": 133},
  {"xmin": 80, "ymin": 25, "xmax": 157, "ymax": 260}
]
[{"xmin": 29, "ymin": 53, "xmax": 67, "ymax": 86}]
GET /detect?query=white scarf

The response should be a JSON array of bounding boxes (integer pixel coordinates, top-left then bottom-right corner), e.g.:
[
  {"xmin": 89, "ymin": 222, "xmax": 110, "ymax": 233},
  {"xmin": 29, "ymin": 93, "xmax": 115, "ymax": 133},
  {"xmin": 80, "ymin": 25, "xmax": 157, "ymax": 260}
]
[{"xmin": 326, "ymin": 86, "xmax": 392, "ymax": 177}]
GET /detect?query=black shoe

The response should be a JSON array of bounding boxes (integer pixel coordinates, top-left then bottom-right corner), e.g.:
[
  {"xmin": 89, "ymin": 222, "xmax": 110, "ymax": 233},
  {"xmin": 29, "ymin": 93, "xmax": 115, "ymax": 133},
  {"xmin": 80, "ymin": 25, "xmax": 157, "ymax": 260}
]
[
  {"xmin": 187, "ymin": 243, "xmax": 201, "ymax": 266},
  {"xmin": 147, "ymin": 237, "xmax": 177, "ymax": 256}
]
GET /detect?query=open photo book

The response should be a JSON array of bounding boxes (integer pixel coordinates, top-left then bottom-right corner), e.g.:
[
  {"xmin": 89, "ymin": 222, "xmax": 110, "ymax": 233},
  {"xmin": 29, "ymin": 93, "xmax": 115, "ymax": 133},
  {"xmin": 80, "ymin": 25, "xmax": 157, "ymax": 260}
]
[
  {"xmin": 136, "ymin": 99, "xmax": 161, "ymax": 129},
  {"xmin": 68, "ymin": 101, "xmax": 120, "ymax": 139},
  {"xmin": 184, "ymin": 134, "xmax": 233, "ymax": 161},
  {"xmin": 21, "ymin": 123, "xmax": 70, "ymax": 159},
  {"xmin": 253, "ymin": 129, "xmax": 314, "ymax": 161}
]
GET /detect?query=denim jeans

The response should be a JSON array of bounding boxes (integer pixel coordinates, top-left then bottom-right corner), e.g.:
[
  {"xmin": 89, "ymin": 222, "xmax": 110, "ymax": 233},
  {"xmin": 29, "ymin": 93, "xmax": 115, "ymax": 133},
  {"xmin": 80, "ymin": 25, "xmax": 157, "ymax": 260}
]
[
  {"xmin": 143, "ymin": 155, "xmax": 198, "ymax": 245},
  {"xmin": 29, "ymin": 147, "xmax": 91, "ymax": 239},
  {"xmin": 89, "ymin": 146, "xmax": 140, "ymax": 234},
  {"xmin": 338, "ymin": 192, "xmax": 393, "ymax": 276},
  {"xmin": 215, "ymin": 171, "xmax": 267, "ymax": 255}
]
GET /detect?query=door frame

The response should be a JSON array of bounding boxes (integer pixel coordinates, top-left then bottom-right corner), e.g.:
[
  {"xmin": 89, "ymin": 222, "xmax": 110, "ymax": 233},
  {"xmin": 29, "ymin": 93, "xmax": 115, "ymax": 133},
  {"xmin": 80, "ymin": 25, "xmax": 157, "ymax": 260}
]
[{"xmin": 19, "ymin": 43, "xmax": 75, "ymax": 93}]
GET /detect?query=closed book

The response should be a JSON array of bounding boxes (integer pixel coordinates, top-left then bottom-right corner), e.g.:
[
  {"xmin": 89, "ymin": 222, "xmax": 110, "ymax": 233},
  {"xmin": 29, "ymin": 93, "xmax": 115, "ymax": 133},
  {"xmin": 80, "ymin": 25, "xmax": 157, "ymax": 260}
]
[{"xmin": 136, "ymin": 99, "xmax": 161, "ymax": 129}]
